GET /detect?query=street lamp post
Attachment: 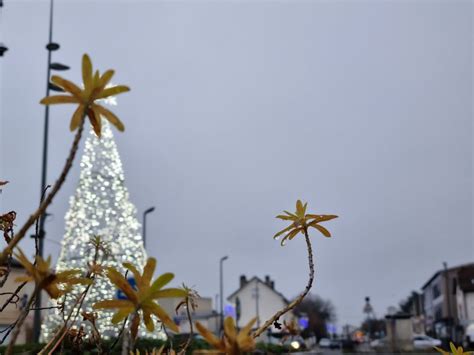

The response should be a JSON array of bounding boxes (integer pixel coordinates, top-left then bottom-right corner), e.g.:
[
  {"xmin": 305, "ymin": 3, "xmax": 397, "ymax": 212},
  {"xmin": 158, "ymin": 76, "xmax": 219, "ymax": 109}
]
[
  {"xmin": 363, "ymin": 296, "xmax": 374, "ymax": 340},
  {"xmin": 142, "ymin": 207, "xmax": 155, "ymax": 248},
  {"xmin": 34, "ymin": 0, "xmax": 70, "ymax": 342},
  {"xmin": 219, "ymin": 255, "xmax": 229, "ymax": 333}
]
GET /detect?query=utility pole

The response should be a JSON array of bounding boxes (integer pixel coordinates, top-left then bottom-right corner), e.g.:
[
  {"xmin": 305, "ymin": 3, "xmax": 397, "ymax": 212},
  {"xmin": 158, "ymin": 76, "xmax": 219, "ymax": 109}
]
[
  {"xmin": 363, "ymin": 296, "xmax": 374, "ymax": 340},
  {"xmin": 35, "ymin": 0, "xmax": 54, "ymax": 341}
]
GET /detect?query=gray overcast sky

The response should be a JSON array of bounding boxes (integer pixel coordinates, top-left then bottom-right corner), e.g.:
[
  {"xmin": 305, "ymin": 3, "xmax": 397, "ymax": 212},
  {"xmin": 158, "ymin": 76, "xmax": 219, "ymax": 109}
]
[{"xmin": 1, "ymin": 0, "xmax": 472, "ymax": 328}]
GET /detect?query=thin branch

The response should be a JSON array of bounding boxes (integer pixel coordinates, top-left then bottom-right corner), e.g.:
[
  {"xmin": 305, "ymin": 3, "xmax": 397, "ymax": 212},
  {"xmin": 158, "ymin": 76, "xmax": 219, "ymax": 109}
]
[
  {"xmin": 41, "ymin": 243, "xmax": 108, "ymax": 354},
  {"xmin": 5, "ymin": 287, "xmax": 39, "ymax": 354},
  {"xmin": 0, "ymin": 323, "xmax": 16, "ymax": 344},
  {"xmin": 161, "ymin": 324, "xmax": 173, "ymax": 351},
  {"xmin": 0, "ymin": 254, "xmax": 12, "ymax": 287},
  {"xmin": 109, "ymin": 316, "xmax": 128, "ymax": 353},
  {"xmin": 41, "ymin": 267, "xmax": 98, "ymax": 353},
  {"xmin": 1, "ymin": 118, "xmax": 85, "ymax": 261},
  {"xmin": 253, "ymin": 229, "xmax": 314, "ymax": 338},
  {"xmin": 38, "ymin": 288, "xmax": 89, "ymax": 355},
  {"xmin": 0, "ymin": 282, "xmax": 27, "ymax": 312},
  {"xmin": 46, "ymin": 326, "xmax": 68, "ymax": 355},
  {"xmin": 0, "ymin": 293, "xmax": 20, "ymax": 305},
  {"xmin": 29, "ymin": 305, "xmax": 62, "ymax": 311},
  {"xmin": 0, "ymin": 223, "xmax": 15, "ymax": 287}
]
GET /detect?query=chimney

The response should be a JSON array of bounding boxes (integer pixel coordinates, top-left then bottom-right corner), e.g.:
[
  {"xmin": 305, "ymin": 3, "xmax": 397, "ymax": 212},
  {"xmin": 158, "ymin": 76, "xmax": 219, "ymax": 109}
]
[
  {"xmin": 240, "ymin": 275, "xmax": 247, "ymax": 288},
  {"xmin": 265, "ymin": 275, "xmax": 271, "ymax": 286},
  {"xmin": 270, "ymin": 281, "xmax": 275, "ymax": 289}
]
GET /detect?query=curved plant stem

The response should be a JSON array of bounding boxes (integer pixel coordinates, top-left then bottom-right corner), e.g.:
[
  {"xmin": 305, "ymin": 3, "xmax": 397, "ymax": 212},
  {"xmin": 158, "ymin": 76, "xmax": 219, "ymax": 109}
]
[
  {"xmin": 253, "ymin": 229, "xmax": 314, "ymax": 338},
  {"xmin": 1, "ymin": 118, "xmax": 85, "ymax": 261},
  {"xmin": 38, "ymin": 284, "xmax": 91, "ymax": 355},
  {"xmin": 180, "ymin": 298, "xmax": 194, "ymax": 354},
  {"xmin": 40, "ymin": 241, "xmax": 101, "ymax": 355},
  {"xmin": 109, "ymin": 316, "xmax": 128, "ymax": 353}
]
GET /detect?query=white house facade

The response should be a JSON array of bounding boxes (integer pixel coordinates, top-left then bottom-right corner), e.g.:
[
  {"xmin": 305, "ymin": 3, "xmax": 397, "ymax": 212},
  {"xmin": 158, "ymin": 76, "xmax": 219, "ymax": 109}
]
[{"xmin": 227, "ymin": 275, "xmax": 292, "ymax": 334}]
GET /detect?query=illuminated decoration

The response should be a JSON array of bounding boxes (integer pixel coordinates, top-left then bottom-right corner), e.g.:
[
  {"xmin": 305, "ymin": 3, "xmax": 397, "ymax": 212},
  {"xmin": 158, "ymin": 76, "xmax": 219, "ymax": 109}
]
[
  {"xmin": 298, "ymin": 317, "xmax": 309, "ymax": 330},
  {"xmin": 41, "ymin": 121, "xmax": 165, "ymax": 341},
  {"xmin": 224, "ymin": 304, "xmax": 236, "ymax": 319}
]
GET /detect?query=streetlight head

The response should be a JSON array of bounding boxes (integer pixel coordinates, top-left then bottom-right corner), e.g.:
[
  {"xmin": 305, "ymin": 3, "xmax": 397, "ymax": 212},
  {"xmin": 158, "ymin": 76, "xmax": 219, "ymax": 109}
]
[
  {"xmin": 48, "ymin": 82, "xmax": 65, "ymax": 92},
  {"xmin": 50, "ymin": 62, "xmax": 70, "ymax": 71},
  {"xmin": 145, "ymin": 206, "xmax": 155, "ymax": 214},
  {"xmin": 221, "ymin": 255, "xmax": 229, "ymax": 261},
  {"xmin": 0, "ymin": 44, "xmax": 8, "ymax": 57},
  {"xmin": 46, "ymin": 42, "xmax": 60, "ymax": 51}
]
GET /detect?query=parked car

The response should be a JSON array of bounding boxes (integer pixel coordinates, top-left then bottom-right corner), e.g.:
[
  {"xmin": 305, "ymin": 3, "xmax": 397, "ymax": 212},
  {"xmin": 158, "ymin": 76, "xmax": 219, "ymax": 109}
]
[
  {"xmin": 329, "ymin": 339, "xmax": 341, "ymax": 349},
  {"xmin": 319, "ymin": 338, "xmax": 331, "ymax": 348},
  {"xmin": 413, "ymin": 334, "xmax": 442, "ymax": 349},
  {"xmin": 370, "ymin": 337, "xmax": 387, "ymax": 349},
  {"xmin": 341, "ymin": 338, "xmax": 356, "ymax": 351}
]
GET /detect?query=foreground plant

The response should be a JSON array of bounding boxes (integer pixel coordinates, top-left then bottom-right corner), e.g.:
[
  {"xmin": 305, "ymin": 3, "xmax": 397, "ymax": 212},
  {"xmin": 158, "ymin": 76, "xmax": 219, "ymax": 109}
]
[
  {"xmin": 253, "ymin": 200, "xmax": 337, "ymax": 337},
  {"xmin": 94, "ymin": 257, "xmax": 186, "ymax": 340},
  {"xmin": 175, "ymin": 284, "xmax": 200, "ymax": 353},
  {"xmin": 435, "ymin": 342, "xmax": 473, "ymax": 355},
  {"xmin": 40, "ymin": 54, "xmax": 129, "ymax": 137},
  {"xmin": 37, "ymin": 235, "xmax": 112, "ymax": 355},
  {"xmin": 274, "ymin": 200, "xmax": 337, "ymax": 246},
  {"xmin": 0, "ymin": 53, "xmax": 129, "ymax": 263},
  {"xmin": 15, "ymin": 249, "xmax": 91, "ymax": 299},
  {"xmin": 5, "ymin": 250, "xmax": 91, "ymax": 355},
  {"xmin": 196, "ymin": 316, "xmax": 256, "ymax": 354}
]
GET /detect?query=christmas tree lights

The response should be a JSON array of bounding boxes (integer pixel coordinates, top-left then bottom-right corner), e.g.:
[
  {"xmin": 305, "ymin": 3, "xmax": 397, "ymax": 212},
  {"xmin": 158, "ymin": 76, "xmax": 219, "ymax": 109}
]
[{"xmin": 41, "ymin": 122, "xmax": 165, "ymax": 341}]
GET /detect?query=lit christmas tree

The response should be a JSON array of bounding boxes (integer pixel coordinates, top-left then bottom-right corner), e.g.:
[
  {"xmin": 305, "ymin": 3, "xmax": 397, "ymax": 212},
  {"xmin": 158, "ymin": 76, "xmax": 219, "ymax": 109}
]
[{"xmin": 41, "ymin": 121, "xmax": 165, "ymax": 341}]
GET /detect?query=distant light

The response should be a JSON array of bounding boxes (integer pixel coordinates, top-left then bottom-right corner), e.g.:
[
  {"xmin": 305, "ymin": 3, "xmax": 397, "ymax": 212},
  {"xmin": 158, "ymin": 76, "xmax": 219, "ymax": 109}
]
[
  {"xmin": 116, "ymin": 277, "xmax": 137, "ymax": 299},
  {"xmin": 290, "ymin": 341, "xmax": 300, "ymax": 349},
  {"xmin": 299, "ymin": 317, "xmax": 309, "ymax": 329},
  {"xmin": 224, "ymin": 304, "xmax": 236, "ymax": 318}
]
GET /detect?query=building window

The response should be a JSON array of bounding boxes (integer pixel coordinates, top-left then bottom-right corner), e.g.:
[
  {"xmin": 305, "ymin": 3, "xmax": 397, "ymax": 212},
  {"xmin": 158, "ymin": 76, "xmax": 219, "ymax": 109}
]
[
  {"xmin": 433, "ymin": 284, "xmax": 441, "ymax": 299},
  {"xmin": 434, "ymin": 306, "xmax": 443, "ymax": 321},
  {"xmin": 452, "ymin": 278, "xmax": 457, "ymax": 294}
]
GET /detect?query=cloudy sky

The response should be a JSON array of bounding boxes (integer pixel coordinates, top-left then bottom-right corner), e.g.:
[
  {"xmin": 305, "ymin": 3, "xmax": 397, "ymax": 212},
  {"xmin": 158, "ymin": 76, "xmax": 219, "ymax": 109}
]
[{"xmin": 1, "ymin": 0, "xmax": 472, "ymax": 327}]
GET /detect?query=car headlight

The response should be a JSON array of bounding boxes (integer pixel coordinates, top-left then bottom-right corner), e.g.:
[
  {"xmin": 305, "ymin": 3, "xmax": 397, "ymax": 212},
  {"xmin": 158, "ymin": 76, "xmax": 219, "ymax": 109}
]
[{"xmin": 291, "ymin": 341, "xmax": 301, "ymax": 349}]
